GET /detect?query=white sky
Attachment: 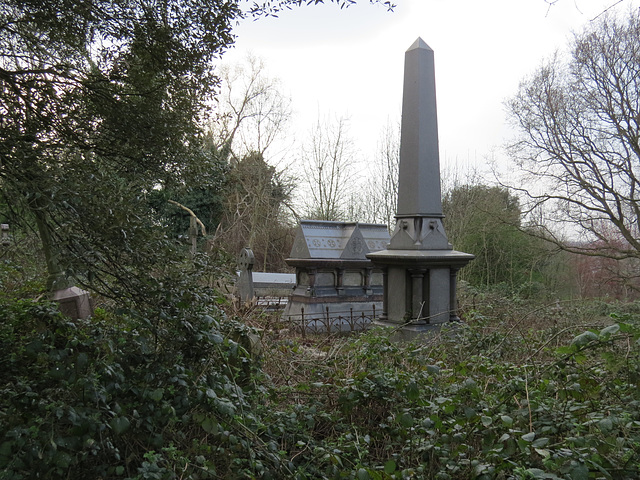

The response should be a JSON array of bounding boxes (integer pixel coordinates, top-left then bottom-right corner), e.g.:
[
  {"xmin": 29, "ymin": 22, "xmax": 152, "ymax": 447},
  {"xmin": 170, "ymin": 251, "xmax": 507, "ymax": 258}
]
[{"xmin": 222, "ymin": 0, "xmax": 637, "ymax": 179}]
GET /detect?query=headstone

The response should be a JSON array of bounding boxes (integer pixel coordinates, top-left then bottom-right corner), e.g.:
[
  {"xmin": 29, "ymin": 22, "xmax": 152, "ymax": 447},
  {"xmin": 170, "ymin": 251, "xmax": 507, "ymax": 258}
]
[
  {"xmin": 237, "ymin": 247, "xmax": 255, "ymax": 303},
  {"xmin": 52, "ymin": 286, "xmax": 94, "ymax": 320},
  {"xmin": 1, "ymin": 224, "xmax": 9, "ymax": 246},
  {"xmin": 367, "ymin": 38, "xmax": 474, "ymax": 333}
]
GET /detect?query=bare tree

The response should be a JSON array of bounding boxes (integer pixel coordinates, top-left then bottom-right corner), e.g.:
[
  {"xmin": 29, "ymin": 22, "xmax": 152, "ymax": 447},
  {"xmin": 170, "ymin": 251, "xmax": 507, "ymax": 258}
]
[
  {"xmin": 207, "ymin": 55, "xmax": 297, "ymax": 269},
  {"xmin": 301, "ymin": 115, "xmax": 358, "ymax": 221},
  {"xmin": 213, "ymin": 54, "xmax": 292, "ymax": 161},
  {"xmin": 360, "ymin": 119, "xmax": 400, "ymax": 230},
  {"xmin": 506, "ymin": 9, "xmax": 640, "ymax": 261},
  {"xmin": 216, "ymin": 152, "xmax": 296, "ymax": 271}
]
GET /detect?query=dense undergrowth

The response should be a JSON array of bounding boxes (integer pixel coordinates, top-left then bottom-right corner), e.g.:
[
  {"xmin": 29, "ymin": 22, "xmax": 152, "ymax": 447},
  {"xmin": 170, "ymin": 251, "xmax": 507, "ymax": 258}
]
[
  {"xmin": 253, "ymin": 293, "xmax": 640, "ymax": 480},
  {"xmin": 1, "ymin": 259, "xmax": 640, "ymax": 479}
]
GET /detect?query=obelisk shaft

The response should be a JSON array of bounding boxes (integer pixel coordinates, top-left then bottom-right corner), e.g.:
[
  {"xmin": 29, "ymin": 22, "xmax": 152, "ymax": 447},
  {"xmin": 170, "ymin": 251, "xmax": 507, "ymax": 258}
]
[
  {"xmin": 367, "ymin": 38, "xmax": 473, "ymax": 334},
  {"xmin": 396, "ymin": 38, "xmax": 443, "ymax": 218},
  {"xmin": 366, "ymin": 38, "xmax": 474, "ymax": 329}
]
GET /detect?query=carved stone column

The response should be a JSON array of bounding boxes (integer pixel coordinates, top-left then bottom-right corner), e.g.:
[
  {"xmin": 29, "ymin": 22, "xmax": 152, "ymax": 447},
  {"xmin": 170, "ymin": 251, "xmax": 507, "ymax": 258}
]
[
  {"xmin": 336, "ymin": 267, "xmax": 344, "ymax": 296},
  {"xmin": 409, "ymin": 268, "xmax": 427, "ymax": 323},
  {"xmin": 449, "ymin": 268, "xmax": 460, "ymax": 322}
]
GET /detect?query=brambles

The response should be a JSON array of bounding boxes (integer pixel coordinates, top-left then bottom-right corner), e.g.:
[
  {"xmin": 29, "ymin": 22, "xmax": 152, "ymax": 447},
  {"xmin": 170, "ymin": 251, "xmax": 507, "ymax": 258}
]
[
  {"xmin": 2, "ymin": 251, "xmax": 640, "ymax": 479},
  {"xmin": 255, "ymin": 296, "xmax": 640, "ymax": 479}
]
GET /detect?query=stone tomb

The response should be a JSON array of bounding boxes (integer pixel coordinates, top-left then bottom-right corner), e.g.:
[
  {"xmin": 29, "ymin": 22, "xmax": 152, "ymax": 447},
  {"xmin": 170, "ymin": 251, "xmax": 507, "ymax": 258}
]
[{"xmin": 283, "ymin": 220, "xmax": 389, "ymax": 330}]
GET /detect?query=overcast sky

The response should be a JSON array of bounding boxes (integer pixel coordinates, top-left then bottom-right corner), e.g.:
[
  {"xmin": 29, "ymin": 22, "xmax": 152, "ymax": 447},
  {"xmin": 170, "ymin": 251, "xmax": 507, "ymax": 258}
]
[{"xmin": 222, "ymin": 0, "xmax": 638, "ymax": 177}]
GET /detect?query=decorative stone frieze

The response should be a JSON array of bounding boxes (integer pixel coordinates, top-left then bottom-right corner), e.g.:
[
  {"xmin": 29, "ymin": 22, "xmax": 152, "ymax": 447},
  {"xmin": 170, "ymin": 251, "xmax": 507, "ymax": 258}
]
[{"xmin": 283, "ymin": 220, "xmax": 389, "ymax": 328}]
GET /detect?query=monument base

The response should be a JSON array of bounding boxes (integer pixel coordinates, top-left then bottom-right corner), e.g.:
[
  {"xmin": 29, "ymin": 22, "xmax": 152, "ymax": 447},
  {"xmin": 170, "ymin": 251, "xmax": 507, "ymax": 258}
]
[
  {"xmin": 367, "ymin": 248, "xmax": 474, "ymax": 327},
  {"xmin": 372, "ymin": 318, "xmax": 462, "ymax": 342}
]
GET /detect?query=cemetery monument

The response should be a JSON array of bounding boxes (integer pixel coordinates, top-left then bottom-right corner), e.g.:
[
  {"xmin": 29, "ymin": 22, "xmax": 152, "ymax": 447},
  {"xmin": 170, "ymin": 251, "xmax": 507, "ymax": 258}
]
[
  {"xmin": 367, "ymin": 38, "xmax": 474, "ymax": 332},
  {"xmin": 283, "ymin": 220, "xmax": 389, "ymax": 331}
]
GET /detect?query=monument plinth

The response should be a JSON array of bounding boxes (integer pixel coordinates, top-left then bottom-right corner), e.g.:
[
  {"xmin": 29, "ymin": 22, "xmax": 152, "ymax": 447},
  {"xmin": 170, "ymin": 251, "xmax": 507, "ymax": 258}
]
[{"xmin": 367, "ymin": 38, "xmax": 473, "ymax": 331}]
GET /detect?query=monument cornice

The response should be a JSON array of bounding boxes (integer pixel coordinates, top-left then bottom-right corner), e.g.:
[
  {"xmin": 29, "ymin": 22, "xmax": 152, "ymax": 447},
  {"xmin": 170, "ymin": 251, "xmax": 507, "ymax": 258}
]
[
  {"xmin": 285, "ymin": 258, "xmax": 377, "ymax": 269},
  {"xmin": 367, "ymin": 249, "xmax": 474, "ymax": 268},
  {"xmin": 395, "ymin": 213, "xmax": 445, "ymax": 219}
]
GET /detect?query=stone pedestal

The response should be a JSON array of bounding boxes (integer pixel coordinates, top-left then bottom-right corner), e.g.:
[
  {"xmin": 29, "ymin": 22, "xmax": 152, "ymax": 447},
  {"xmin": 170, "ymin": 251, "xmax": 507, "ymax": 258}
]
[{"xmin": 369, "ymin": 249, "xmax": 473, "ymax": 327}]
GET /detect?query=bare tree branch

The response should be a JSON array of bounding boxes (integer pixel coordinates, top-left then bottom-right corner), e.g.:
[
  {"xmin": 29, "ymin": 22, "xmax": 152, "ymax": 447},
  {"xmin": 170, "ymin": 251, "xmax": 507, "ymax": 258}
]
[{"xmin": 506, "ymin": 9, "xmax": 640, "ymax": 261}]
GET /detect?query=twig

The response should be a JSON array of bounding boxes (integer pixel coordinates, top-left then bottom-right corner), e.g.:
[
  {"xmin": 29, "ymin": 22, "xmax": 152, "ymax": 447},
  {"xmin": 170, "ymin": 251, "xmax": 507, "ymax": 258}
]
[
  {"xmin": 290, "ymin": 443, "xmax": 309, "ymax": 462},
  {"xmin": 524, "ymin": 323, "xmax": 604, "ymax": 363},
  {"xmin": 591, "ymin": 0, "xmax": 624, "ymax": 21},
  {"xmin": 168, "ymin": 199, "xmax": 207, "ymax": 236},
  {"xmin": 486, "ymin": 299, "xmax": 578, "ymax": 358},
  {"xmin": 524, "ymin": 367, "xmax": 533, "ymax": 433}
]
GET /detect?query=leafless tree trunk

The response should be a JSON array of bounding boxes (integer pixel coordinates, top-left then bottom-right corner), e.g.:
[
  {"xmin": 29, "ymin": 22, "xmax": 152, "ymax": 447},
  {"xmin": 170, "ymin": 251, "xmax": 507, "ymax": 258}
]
[{"xmin": 301, "ymin": 115, "xmax": 357, "ymax": 221}]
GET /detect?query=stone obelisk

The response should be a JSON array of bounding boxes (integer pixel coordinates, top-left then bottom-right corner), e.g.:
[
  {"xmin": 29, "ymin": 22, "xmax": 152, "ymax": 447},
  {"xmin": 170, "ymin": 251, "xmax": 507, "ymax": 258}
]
[
  {"xmin": 398, "ymin": 38, "xmax": 443, "ymax": 224},
  {"xmin": 367, "ymin": 38, "xmax": 473, "ymax": 331}
]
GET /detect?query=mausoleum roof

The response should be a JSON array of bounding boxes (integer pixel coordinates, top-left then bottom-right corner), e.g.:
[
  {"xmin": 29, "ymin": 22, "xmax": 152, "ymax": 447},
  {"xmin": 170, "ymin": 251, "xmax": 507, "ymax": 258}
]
[{"xmin": 288, "ymin": 220, "xmax": 389, "ymax": 261}]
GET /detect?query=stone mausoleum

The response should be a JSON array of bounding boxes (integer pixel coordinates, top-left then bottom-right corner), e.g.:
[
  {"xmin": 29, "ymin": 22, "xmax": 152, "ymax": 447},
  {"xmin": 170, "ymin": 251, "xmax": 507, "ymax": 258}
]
[{"xmin": 282, "ymin": 220, "xmax": 389, "ymax": 329}]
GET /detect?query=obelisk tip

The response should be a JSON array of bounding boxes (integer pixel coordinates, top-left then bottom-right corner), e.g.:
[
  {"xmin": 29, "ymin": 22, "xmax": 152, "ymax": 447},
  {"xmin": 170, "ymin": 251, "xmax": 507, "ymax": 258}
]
[{"xmin": 407, "ymin": 37, "xmax": 433, "ymax": 52}]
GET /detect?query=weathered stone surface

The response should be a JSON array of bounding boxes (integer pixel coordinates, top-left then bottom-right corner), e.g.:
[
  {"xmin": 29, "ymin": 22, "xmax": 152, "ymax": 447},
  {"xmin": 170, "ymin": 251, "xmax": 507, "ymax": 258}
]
[
  {"xmin": 283, "ymin": 221, "xmax": 389, "ymax": 329},
  {"xmin": 389, "ymin": 217, "xmax": 451, "ymax": 250},
  {"xmin": 289, "ymin": 220, "xmax": 388, "ymax": 260},
  {"xmin": 252, "ymin": 272, "xmax": 296, "ymax": 289},
  {"xmin": 237, "ymin": 247, "xmax": 255, "ymax": 303},
  {"xmin": 52, "ymin": 286, "xmax": 94, "ymax": 320},
  {"xmin": 1, "ymin": 224, "xmax": 9, "ymax": 246},
  {"xmin": 396, "ymin": 38, "xmax": 443, "ymax": 219},
  {"xmin": 367, "ymin": 38, "xmax": 474, "ymax": 330}
]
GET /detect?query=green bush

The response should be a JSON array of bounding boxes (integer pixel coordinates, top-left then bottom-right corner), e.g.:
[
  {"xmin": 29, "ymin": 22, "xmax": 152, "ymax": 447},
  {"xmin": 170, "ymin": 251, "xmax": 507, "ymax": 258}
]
[
  {"xmin": 2, "ymin": 284, "xmax": 640, "ymax": 479},
  {"xmin": 0, "ymin": 296, "xmax": 273, "ymax": 479},
  {"xmin": 258, "ymin": 311, "xmax": 640, "ymax": 479}
]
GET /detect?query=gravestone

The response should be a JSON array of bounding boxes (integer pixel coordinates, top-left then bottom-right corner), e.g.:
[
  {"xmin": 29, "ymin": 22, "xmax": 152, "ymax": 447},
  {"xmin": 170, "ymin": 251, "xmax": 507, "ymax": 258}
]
[
  {"xmin": 283, "ymin": 220, "xmax": 389, "ymax": 331},
  {"xmin": 52, "ymin": 286, "xmax": 94, "ymax": 320},
  {"xmin": 237, "ymin": 247, "xmax": 255, "ymax": 303},
  {"xmin": 0, "ymin": 223, "xmax": 94, "ymax": 320},
  {"xmin": 367, "ymin": 38, "xmax": 474, "ymax": 333}
]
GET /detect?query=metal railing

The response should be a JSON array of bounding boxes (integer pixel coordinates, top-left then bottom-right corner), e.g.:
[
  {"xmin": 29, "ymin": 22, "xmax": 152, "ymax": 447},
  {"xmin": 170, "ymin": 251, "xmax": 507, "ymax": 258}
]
[{"xmin": 284, "ymin": 305, "xmax": 378, "ymax": 335}]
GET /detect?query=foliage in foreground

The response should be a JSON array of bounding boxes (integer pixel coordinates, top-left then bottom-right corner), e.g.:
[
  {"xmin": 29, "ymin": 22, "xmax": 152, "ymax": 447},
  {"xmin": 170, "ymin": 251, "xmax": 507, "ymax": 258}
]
[
  {"xmin": 257, "ymin": 301, "xmax": 640, "ymax": 480},
  {"xmin": 2, "ymin": 287, "xmax": 640, "ymax": 479},
  {"xmin": 0, "ymin": 300, "xmax": 267, "ymax": 479}
]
